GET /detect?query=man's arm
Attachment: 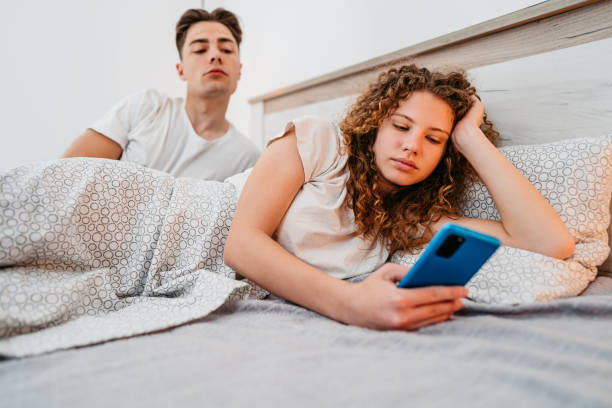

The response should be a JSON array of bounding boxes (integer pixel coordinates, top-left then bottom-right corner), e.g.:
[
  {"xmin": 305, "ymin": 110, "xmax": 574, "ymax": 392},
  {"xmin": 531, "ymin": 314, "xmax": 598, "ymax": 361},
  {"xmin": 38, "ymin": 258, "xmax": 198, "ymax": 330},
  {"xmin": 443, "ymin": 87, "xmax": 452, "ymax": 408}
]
[{"xmin": 62, "ymin": 129, "xmax": 123, "ymax": 159}]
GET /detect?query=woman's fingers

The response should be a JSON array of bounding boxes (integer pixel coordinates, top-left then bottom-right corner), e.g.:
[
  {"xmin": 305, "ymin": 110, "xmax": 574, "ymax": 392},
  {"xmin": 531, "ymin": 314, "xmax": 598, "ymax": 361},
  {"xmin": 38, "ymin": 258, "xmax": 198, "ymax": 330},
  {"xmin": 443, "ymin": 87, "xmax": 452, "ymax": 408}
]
[
  {"xmin": 376, "ymin": 262, "xmax": 410, "ymax": 284},
  {"xmin": 401, "ymin": 286, "xmax": 468, "ymax": 307},
  {"xmin": 409, "ymin": 312, "xmax": 454, "ymax": 330},
  {"xmin": 402, "ymin": 299, "xmax": 464, "ymax": 326},
  {"xmin": 382, "ymin": 298, "xmax": 463, "ymax": 331},
  {"xmin": 467, "ymin": 95, "xmax": 484, "ymax": 123}
]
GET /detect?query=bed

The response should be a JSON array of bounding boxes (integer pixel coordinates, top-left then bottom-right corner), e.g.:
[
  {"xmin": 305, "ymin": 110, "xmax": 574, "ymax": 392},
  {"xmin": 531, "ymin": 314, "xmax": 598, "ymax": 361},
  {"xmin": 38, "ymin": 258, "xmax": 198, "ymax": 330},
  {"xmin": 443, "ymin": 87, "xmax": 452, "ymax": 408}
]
[{"xmin": 1, "ymin": 1, "xmax": 612, "ymax": 406}]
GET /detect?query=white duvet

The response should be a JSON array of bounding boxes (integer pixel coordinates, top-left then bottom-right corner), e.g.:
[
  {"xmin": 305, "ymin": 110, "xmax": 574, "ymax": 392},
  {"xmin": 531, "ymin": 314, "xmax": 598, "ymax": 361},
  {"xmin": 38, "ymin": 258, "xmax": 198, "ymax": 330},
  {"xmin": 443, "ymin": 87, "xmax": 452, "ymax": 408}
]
[{"xmin": 0, "ymin": 158, "xmax": 265, "ymax": 356}]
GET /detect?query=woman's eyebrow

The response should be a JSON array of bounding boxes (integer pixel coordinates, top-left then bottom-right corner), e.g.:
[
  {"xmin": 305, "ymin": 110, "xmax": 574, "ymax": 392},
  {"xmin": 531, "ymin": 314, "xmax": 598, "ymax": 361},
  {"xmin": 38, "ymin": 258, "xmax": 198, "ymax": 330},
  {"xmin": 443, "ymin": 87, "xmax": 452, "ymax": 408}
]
[
  {"xmin": 391, "ymin": 113, "xmax": 450, "ymax": 135},
  {"xmin": 430, "ymin": 127, "xmax": 450, "ymax": 136},
  {"xmin": 391, "ymin": 113, "xmax": 414, "ymax": 122}
]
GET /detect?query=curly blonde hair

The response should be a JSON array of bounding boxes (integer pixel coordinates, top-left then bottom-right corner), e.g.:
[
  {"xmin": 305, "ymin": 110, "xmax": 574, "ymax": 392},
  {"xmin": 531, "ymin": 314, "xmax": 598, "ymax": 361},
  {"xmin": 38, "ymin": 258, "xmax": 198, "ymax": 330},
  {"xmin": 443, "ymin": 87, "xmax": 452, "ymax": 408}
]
[{"xmin": 339, "ymin": 64, "xmax": 499, "ymax": 253}]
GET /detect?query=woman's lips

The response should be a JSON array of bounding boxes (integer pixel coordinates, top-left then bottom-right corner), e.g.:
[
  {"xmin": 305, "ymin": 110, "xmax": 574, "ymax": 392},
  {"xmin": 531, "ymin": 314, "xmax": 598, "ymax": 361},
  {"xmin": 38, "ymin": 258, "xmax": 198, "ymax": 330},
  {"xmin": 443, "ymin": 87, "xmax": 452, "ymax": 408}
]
[{"xmin": 392, "ymin": 158, "xmax": 418, "ymax": 172}]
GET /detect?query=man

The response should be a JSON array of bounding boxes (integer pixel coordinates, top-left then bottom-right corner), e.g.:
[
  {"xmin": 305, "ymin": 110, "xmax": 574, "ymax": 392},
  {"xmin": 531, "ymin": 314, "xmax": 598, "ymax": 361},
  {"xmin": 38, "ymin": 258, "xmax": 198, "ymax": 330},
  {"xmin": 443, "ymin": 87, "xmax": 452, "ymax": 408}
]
[{"xmin": 62, "ymin": 8, "xmax": 260, "ymax": 181}]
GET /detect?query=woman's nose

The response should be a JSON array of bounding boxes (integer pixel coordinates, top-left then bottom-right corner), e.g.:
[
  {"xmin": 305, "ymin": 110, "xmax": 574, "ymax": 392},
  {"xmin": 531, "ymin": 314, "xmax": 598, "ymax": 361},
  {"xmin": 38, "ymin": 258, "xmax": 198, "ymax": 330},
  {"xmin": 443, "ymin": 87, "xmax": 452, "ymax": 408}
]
[{"xmin": 401, "ymin": 133, "xmax": 423, "ymax": 155}]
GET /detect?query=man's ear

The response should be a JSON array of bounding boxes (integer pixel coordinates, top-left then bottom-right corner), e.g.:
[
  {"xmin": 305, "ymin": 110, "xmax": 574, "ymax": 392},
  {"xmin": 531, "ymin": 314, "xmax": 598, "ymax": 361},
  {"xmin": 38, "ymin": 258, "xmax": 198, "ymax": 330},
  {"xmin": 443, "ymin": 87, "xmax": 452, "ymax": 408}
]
[
  {"xmin": 176, "ymin": 62, "xmax": 185, "ymax": 81},
  {"xmin": 238, "ymin": 62, "xmax": 242, "ymax": 80}
]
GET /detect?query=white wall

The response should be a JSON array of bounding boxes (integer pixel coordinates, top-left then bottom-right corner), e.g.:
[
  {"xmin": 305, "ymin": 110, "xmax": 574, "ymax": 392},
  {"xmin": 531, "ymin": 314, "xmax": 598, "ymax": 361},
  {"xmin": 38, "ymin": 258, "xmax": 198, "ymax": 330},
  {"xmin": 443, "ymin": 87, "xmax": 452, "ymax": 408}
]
[
  {"xmin": 1, "ymin": 0, "xmax": 540, "ymax": 171},
  {"xmin": 206, "ymin": 0, "xmax": 540, "ymax": 138},
  {"xmin": 0, "ymin": 0, "xmax": 199, "ymax": 171}
]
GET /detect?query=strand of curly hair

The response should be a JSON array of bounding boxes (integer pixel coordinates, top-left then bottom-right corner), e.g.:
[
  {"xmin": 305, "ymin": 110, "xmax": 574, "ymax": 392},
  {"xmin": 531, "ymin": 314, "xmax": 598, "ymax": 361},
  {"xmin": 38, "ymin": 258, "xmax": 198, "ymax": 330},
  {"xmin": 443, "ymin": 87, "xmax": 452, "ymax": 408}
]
[{"xmin": 339, "ymin": 64, "xmax": 499, "ymax": 254}]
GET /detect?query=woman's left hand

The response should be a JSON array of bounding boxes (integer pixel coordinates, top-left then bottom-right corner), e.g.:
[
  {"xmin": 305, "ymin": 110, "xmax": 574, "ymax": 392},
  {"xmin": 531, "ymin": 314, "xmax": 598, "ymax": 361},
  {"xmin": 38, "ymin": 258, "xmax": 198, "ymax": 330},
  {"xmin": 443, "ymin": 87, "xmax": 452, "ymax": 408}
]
[{"xmin": 451, "ymin": 95, "xmax": 485, "ymax": 154}]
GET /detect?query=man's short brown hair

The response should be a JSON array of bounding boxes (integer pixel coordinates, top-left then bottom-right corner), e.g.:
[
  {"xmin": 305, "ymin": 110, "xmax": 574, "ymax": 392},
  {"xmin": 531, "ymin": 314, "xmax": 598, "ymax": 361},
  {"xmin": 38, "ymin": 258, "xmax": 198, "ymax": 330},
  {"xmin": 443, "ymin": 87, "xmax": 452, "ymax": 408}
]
[{"xmin": 175, "ymin": 8, "xmax": 242, "ymax": 59}]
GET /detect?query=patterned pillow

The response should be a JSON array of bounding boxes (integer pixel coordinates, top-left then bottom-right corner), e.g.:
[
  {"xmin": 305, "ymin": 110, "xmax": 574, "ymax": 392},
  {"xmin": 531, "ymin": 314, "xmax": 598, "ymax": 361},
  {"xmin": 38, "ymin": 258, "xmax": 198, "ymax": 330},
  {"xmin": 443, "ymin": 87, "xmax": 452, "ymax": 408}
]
[{"xmin": 391, "ymin": 135, "xmax": 612, "ymax": 304}]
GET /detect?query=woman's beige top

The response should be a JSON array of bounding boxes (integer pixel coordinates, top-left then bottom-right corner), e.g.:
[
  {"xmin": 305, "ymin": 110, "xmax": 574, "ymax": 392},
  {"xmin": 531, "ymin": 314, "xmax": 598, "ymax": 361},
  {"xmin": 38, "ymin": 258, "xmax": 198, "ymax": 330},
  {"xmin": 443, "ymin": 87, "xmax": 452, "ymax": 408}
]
[{"xmin": 268, "ymin": 117, "xmax": 390, "ymax": 279}]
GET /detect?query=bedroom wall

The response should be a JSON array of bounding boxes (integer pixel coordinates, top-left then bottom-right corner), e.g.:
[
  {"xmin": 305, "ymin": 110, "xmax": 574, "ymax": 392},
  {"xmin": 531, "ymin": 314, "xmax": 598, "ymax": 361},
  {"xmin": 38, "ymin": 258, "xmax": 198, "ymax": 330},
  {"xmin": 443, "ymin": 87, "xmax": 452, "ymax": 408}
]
[
  {"xmin": 0, "ymin": 0, "xmax": 199, "ymax": 172},
  {"xmin": 0, "ymin": 0, "xmax": 540, "ymax": 171},
  {"xmin": 205, "ymin": 0, "xmax": 540, "ymax": 144}
]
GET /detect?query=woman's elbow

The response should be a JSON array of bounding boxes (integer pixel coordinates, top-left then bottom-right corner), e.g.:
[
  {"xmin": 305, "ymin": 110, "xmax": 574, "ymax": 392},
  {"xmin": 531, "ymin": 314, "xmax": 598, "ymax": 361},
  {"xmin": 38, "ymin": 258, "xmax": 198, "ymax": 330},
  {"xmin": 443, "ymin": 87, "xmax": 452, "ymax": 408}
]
[
  {"xmin": 550, "ymin": 234, "xmax": 575, "ymax": 260},
  {"xmin": 560, "ymin": 235, "xmax": 575, "ymax": 260}
]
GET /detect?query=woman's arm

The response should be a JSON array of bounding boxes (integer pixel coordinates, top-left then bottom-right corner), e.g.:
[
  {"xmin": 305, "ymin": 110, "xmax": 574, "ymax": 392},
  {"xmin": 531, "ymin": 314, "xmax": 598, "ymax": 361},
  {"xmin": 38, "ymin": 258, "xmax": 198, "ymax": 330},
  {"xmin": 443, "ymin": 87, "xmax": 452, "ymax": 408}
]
[
  {"xmin": 224, "ymin": 129, "xmax": 467, "ymax": 330},
  {"xmin": 62, "ymin": 129, "xmax": 123, "ymax": 159},
  {"xmin": 435, "ymin": 97, "xmax": 575, "ymax": 259}
]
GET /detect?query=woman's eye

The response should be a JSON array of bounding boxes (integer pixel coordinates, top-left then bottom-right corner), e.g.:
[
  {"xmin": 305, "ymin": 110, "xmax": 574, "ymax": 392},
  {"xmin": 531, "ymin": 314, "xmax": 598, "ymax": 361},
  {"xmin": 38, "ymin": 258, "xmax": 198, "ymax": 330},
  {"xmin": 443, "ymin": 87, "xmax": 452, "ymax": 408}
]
[
  {"xmin": 426, "ymin": 136, "xmax": 441, "ymax": 144},
  {"xmin": 394, "ymin": 124, "xmax": 409, "ymax": 131}
]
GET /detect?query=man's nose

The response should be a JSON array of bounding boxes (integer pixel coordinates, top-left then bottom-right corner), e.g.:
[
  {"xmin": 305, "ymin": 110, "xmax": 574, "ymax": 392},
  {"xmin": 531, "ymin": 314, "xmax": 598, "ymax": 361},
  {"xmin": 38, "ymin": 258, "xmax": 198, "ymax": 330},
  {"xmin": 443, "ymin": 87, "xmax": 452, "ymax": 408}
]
[{"xmin": 210, "ymin": 50, "xmax": 223, "ymax": 64}]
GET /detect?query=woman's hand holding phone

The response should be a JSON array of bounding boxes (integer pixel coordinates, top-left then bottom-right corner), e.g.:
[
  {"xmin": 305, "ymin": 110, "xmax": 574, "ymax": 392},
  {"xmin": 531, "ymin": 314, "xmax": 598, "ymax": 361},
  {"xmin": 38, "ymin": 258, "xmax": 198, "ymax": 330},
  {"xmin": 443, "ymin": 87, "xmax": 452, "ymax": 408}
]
[
  {"xmin": 341, "ymin": 263, "xmax": 467, "ymax": 331},
  {"xmin": 339, "ymin": 224, "xmax": 500, "ymax": 331}
]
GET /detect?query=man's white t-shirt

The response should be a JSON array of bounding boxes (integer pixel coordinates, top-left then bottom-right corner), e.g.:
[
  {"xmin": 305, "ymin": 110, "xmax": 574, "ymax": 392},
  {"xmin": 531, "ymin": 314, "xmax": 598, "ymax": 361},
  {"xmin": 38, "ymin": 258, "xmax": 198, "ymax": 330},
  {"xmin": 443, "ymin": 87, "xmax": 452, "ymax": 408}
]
[{"xmin": 90, "ymin": 89, "xmax": 260, "ymax": 181}]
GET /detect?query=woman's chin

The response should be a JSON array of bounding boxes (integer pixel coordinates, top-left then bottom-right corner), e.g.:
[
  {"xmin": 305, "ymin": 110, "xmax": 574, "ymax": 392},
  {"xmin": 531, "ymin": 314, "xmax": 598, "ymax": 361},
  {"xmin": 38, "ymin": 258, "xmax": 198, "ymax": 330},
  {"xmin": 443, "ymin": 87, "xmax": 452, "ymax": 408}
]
[
  {"xmin": 380, "ymin": 175, "xmax": 412, "ymax": 193},
  {"xmin": 383, "ymin": 171, "xmax": 416, "ymax": 188}
]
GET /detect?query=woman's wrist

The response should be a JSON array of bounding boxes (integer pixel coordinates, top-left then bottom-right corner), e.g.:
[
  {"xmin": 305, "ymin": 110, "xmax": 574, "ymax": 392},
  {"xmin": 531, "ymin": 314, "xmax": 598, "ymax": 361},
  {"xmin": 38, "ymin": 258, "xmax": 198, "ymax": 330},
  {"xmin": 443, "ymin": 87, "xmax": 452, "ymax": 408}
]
[
  {"xmin": 452, "ymin": 125, "xmax": 489, "ymax": 157},
  {"xmin": 321, "ymin": 278, "xmax": 357, "ymax": 325}
]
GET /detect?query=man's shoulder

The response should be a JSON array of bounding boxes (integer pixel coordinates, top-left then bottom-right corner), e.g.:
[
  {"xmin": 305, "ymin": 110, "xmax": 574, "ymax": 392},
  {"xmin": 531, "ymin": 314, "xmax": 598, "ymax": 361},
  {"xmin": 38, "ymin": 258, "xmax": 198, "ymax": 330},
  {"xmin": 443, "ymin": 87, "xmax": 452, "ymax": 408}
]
[
  {"xmin": 121, "ymin": 88, "xmax": 183, "ymax": 109},
  {"xmin": 139, "ymin": 88, "xmax": 184, "ymax": 105}
]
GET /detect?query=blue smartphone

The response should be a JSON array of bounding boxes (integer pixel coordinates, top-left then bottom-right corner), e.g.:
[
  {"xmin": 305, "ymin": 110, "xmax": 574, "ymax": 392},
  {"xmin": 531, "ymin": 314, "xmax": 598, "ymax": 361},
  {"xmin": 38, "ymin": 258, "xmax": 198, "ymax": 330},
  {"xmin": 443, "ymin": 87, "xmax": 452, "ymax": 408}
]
[{"xmin": 397, "ymin": 223, "xmax": 500, "ymax": 288}]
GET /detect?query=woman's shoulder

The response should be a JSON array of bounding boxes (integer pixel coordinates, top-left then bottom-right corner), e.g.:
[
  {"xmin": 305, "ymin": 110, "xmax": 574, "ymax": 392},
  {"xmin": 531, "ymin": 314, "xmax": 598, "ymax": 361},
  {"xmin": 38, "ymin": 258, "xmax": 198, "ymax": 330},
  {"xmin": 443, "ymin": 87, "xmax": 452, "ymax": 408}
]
[
  {"xmin": 291, "ymin": 116, "xmax": 344, "ymax": 149},
  {"xmin": 276, "ymin": 116, "xmax": 345, "ymax": 182},
  {"xmin": 290, "ymin": 116, "xmax": 338, "ymax": 130},
  {"xmin": 271, "ymin": 116, "xmax": 340, "ymax": 143}
]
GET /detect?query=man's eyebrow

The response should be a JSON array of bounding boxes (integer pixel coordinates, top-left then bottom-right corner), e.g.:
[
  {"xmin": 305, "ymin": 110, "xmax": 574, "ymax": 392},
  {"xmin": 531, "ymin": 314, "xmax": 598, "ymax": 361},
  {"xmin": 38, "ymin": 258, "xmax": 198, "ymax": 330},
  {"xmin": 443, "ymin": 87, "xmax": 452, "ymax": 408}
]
[
  {"xmin": 217, "ymin": 37, "xmax": 235, "ymax": 45},
  {"xmin": 188, "ymin": 37, "xmax": 236, "ymax": 47},
  {"xmin": 391, "ymin": 113, "xmax": 450, "ymax": 136},
  {"xmin": 189, "ymin": 39, "xmax": 209, "ymax": 46}
]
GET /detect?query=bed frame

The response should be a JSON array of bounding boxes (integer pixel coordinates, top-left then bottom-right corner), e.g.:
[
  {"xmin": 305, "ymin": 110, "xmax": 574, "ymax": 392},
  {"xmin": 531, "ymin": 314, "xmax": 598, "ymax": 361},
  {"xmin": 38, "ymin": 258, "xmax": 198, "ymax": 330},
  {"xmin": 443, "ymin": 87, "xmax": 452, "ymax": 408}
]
[{"xmin": 248, "ymin": 0, "xmax": 612, "ymax": 272}]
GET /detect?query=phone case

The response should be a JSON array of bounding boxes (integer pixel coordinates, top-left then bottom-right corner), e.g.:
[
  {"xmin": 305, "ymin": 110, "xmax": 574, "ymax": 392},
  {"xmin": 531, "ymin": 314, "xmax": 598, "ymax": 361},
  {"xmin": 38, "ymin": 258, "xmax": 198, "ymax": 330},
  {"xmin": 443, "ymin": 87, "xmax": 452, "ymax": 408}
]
[{"xmin": 397, "ymin": 223, "xmax": 500, "ymax": 288}]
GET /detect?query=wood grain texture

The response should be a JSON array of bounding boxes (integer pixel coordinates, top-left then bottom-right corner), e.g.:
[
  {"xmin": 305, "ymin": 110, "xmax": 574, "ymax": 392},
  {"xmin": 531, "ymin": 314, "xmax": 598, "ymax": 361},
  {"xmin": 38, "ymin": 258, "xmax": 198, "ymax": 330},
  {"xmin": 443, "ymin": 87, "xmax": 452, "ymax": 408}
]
[
  {"xmin": 471, "ymin": 37, "xmax": 612, "ymax": 146},
  {"xmin": 258, "ymin": 0, "xmax": 612, "ymax": 114},
  {"xmin": 261, "ymin": 37, "xmax": 612, "ymax": 146},
  {"xmin": 251, "ymin": 0, "xmax": 598, "ymax": 104}
]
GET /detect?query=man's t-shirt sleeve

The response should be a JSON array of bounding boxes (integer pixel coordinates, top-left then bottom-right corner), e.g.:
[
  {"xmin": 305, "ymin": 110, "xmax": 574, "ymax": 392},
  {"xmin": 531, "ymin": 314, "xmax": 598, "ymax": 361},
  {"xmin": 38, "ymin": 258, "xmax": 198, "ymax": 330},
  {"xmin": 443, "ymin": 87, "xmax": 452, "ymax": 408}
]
[{"xmin": 89, "ymin": 89, "xmax": 159, "ymax": 149}]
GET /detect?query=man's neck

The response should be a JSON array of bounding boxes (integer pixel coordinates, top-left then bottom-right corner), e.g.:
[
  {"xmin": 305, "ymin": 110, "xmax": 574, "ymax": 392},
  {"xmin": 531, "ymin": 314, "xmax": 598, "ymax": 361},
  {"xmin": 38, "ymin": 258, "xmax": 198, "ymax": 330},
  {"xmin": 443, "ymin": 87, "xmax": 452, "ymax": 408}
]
[{"xmin": 184, "ymin": 93, "xmax": 231, "ymax": 141}]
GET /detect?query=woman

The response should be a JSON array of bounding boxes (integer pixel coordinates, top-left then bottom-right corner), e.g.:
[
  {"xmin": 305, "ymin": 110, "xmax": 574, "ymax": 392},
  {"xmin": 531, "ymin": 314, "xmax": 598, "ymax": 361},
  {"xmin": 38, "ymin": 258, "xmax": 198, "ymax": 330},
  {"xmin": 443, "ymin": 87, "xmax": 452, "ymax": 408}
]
[
  {"xmin": 224, "ymin": 64, "xmax": 574, "ymax": 330},
  {"xmin": 0, "ymin": 65, "xmax": 574, "ymax": 337}
]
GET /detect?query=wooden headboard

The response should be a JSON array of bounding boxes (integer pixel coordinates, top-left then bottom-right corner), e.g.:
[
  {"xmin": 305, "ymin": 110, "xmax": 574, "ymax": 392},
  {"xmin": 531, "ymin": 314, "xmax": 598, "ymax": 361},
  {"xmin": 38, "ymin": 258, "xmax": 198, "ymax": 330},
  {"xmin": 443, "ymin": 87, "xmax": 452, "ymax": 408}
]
[{"xmin": 248, "ymin": 0, "xmax": 612, "ymax": 147}]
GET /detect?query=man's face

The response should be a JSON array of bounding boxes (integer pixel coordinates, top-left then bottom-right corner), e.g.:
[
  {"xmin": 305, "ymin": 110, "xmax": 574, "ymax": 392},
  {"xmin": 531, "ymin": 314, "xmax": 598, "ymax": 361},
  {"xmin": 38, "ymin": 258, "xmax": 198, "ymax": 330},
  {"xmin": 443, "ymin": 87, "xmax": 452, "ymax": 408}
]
[{"xmin": 176, "ymin": 21, "xmax": 241, "ymax": 98}]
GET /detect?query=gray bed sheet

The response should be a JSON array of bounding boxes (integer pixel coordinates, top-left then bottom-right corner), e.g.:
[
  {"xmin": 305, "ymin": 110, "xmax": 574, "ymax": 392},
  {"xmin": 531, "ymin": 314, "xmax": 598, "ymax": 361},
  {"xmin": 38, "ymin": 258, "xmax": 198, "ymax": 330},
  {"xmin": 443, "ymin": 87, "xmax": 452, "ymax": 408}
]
[{"xmin": 1, "ymin": 275, "xmax": 611, "ymax": 408}]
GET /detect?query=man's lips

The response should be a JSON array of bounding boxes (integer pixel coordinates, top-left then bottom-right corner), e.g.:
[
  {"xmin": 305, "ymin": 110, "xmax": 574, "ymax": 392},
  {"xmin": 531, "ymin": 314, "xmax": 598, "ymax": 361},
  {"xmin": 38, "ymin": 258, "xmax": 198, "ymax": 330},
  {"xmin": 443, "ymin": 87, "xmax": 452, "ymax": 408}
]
[
  {"xmin": 206, "ymin": 69, "xmax": 227, "ymax": 76},
  {"xmin": 392, "ymin": 158, "xmax": 419, "ymax": 171}
]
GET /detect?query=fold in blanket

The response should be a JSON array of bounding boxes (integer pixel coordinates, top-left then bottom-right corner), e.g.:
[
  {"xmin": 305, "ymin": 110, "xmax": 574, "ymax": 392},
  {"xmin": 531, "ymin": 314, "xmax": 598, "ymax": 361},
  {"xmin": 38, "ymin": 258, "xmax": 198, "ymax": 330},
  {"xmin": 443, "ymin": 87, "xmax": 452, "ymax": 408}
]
[{"xmin": 0, "ymin": 158, "xmax": 266, "ymax": 357}]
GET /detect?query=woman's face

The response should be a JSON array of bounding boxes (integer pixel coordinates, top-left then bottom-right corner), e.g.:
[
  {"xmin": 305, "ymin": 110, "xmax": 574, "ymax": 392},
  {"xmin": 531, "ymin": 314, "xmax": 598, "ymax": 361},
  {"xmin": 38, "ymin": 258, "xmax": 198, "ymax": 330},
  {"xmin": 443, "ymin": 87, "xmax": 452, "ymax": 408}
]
[{"xmin": 373, "ymin": 91, "xmax": 454, "ymax": 191}]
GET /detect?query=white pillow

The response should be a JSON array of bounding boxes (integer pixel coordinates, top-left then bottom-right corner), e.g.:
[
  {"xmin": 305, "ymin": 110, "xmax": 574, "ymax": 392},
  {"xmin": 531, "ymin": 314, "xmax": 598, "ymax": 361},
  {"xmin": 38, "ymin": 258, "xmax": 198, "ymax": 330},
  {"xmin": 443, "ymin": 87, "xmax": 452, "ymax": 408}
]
[{"xmin": 391, "ymin": 135, "xmax": 612, "ymax": 304}]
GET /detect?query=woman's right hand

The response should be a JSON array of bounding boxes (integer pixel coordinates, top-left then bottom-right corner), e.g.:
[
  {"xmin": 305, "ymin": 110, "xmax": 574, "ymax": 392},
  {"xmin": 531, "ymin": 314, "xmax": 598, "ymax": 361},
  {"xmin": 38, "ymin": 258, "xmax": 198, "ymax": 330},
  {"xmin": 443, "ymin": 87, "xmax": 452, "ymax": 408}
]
[{"xmin": 341, "ymin": 263, "xmax": 468, "ymax": 330}]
